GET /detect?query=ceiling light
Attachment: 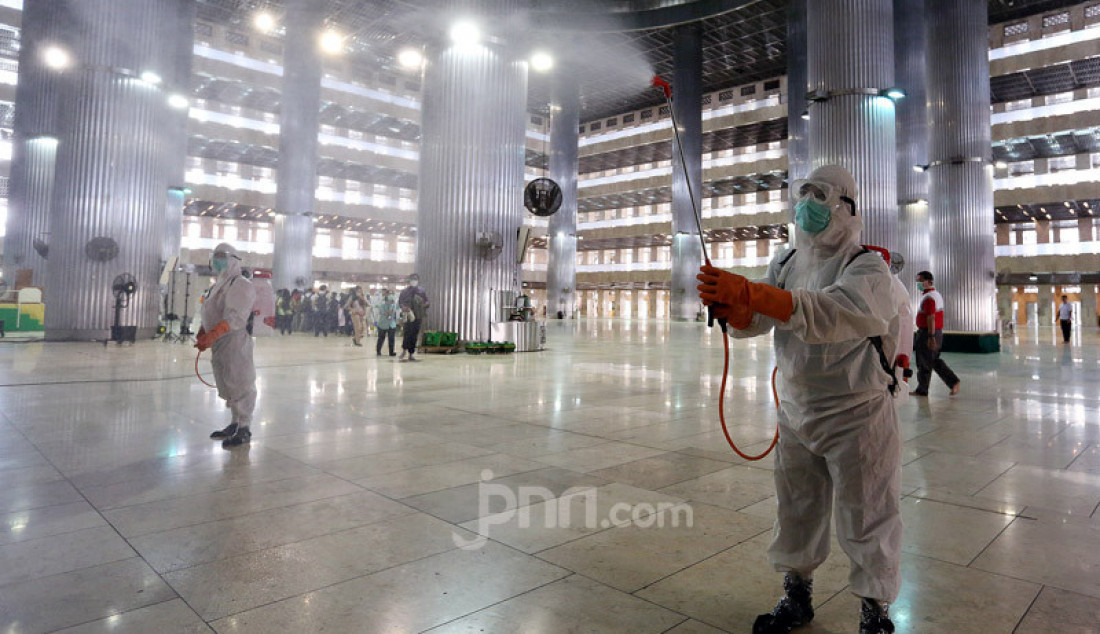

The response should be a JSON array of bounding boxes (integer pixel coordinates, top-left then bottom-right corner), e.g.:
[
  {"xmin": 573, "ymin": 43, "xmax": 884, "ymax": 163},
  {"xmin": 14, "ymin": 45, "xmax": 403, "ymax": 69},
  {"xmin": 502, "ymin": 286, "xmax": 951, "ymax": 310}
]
[
  {"xmin": 42, "ymin": 46, "xmax": 70, "ymax": 70},
  {"xmin": 167, "ymin": 94, "xmax": 189, "ymax": 110},
  {"xmin": 450, "ymin": 20, "xmax": 480, "ymax": 47},
  {"xmin": 320, "ymin": 31, "xmax": 344, "ymax": 54},
  {"xmin": 254, "ymin": 12, "xmax": 276, "ymax": 32},
  {"xmin": 397, "ymin": 48, "xmax": 423, "ymax": 70},
  {"xmin": 531, "ymin": 51, "xmax": 554, "ymax": 73}
]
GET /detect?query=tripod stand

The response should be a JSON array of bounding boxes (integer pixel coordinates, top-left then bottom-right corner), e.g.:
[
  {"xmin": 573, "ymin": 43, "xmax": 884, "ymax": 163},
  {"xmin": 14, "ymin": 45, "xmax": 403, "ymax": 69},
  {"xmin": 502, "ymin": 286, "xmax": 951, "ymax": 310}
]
[
  {"xmin": 161, "ymin": 266, "xmax": 181, "ymax": 342},
  {"xmin": 179, "ymin": 272, "xmax": 195, "ymax": 339}
]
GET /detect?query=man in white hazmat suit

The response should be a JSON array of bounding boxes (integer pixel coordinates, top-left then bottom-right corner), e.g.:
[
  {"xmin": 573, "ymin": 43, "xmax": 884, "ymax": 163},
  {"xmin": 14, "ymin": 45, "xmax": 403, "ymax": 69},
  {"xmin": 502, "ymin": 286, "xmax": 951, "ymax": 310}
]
[
  {"xmin": 196, "ymin": 243, "xmax": 257, "ymax": 449},
  {"xmin": 696, "ymin": 165, "xmax": 901, "ymax": 634}
]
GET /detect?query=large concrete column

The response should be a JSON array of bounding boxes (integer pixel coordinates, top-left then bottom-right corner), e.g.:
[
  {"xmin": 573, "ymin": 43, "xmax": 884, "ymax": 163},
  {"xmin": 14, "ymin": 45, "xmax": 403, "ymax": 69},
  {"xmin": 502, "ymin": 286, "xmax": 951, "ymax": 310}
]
[
  {"xmin": 807, "ymin": 0, "xmax": 898, "ymax": 251},
  {"xmin": 417, "ymin": 20, "xmax": 527, "ymax": 340},
  {"xmin": 273, "ymin": 0, "xmax": 323, "ymax": 290},
  {"xmin": 670, "ymin": 23, "xmax": 704, "ymax": 321},
  {"xmin": 547, "ymin": 74, "xmax": 579, "ymax": 319},
  {"xmin": 3, "ymin": 0, "xmax": 64, "ymax": 286},
  {"xmin": 894, "ymin": 0, "xmax": 930, "ymax": 300},
  {"xmin": 927, "ymin": 0, "xmax": 996, "ymax": 332},
  {"xmin": 43, "ymin": 0, "xmax": 192, "ymax": 340},
  {"xmin": 161, "ymin": 0, "xmax": 196, "ymax": 264},
  {"xmin": 787, "ymin": 0, "xmax": 810, "ymax": 184}
]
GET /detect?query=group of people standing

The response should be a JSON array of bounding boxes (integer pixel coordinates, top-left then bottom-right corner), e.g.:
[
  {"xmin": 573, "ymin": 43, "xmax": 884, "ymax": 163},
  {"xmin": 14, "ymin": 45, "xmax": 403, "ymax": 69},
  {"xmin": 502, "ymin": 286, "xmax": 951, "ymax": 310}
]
[{"xmin": 270, "ymin": 274, "xmax": 428, "ymax": 360}]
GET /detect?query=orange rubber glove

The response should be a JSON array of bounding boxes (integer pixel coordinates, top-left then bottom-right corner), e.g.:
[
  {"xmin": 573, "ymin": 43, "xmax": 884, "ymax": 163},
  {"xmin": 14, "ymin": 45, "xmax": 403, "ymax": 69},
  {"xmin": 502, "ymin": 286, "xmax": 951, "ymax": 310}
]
[
  {"xmin": 696, "ymin": 265, "xmax": 794, "ymax": 324},
  {"xmin": 195, "ymin": 320, "xmax": 230, "ymax": 351}
]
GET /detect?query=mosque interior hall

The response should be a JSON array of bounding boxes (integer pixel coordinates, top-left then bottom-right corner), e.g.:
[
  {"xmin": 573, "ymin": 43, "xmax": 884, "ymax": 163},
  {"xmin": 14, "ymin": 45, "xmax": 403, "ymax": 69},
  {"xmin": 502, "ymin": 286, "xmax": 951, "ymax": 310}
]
[{"xmin": 1, "ymin": 0, "xmax": 1100, "ymax": 632}]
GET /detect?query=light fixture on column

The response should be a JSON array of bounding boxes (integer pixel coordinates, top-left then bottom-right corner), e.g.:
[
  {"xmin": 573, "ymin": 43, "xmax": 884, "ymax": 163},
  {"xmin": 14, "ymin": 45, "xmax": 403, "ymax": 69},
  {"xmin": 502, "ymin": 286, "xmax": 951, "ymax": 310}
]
[
  {"xmin": 397, "ymin": 48, "xmax": 423, "ymax": 70},
  {"xmin": 167, "ymin": 94, "xmax": 190, "ymax": 110},
  {"xmin": 994, "ymin": 160, "xmax": 1008, "ymax": 169},
  {"xmin": 140, "ymin": 70, "xmax": 162, "ymax": 85},
  {"xmin": 800, "ymin": 110, "xmax": 810, "ymax": 120},
  {"xmin": 320, "ymin": 31, "xmax": 344, "ymax": 54},
  {"xmin": 42, "ymin": 45, "xmax": 70, "ymax": 70},
  {"xmin": 882, "ymin": 87, "xmax": 906, "ymax": 100},
  {"xmin": 531, "ymin": 51, "xmax": 554, "ymax": 73},
  {"xmin": 450, "ymin": 20, "xmax": 480, "ymax": 47},
  {"xmin": 254, "ymin": 12, "xmax": 276, "ymax": 33}
]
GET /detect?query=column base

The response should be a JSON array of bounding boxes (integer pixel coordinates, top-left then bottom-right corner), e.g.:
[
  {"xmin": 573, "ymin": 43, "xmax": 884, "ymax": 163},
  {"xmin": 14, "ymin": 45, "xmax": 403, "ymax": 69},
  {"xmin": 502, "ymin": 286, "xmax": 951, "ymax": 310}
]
[{"xmin": 942, "ymin": 331, "xmax": 1000, "ymax": 353}]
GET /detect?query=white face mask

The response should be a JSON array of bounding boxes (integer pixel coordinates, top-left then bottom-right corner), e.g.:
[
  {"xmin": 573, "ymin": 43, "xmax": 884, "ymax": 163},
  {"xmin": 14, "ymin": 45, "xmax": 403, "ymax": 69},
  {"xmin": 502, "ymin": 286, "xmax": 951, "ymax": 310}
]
[{"xmin": 410, "ymin": 280, "xmax": 419, "ymax": 288}]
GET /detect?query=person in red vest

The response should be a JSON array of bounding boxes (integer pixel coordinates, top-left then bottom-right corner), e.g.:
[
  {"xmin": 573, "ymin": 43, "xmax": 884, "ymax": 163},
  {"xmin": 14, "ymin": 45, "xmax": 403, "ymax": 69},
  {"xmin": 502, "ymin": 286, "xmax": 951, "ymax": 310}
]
[{"xmin": 911, "ymin": 271, "xmax": 961, "ymax": 396}]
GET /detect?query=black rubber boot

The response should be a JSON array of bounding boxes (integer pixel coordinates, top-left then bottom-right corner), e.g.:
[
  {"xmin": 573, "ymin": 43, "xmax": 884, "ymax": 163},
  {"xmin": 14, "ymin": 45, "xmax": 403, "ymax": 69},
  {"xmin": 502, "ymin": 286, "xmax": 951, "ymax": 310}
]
[
  {"xmin": 859, "ymin": 598, "xmax": 895, "ymax": 634},
  {"xmin": 210, "ymin": 423, "xmax": 238, "ymax": 440},
  {"xmin": 221, "ymin": 426, "xmax": 251, "ymax": 448},
  {"xmin": 752, "ymin": 572, "xmax": 814, "ymax": 633}
]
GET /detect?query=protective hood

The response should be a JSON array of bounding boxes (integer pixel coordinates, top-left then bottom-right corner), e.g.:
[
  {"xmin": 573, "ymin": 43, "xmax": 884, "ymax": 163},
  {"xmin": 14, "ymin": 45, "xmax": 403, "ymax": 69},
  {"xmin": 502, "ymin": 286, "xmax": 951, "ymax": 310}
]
[
  {"xmin": 793, "ymin": 164, "xmax": 863, "ymax": 257},
  {"xmin": 212, "ymin": 242, "xmax": 243, "ymax": 282}
]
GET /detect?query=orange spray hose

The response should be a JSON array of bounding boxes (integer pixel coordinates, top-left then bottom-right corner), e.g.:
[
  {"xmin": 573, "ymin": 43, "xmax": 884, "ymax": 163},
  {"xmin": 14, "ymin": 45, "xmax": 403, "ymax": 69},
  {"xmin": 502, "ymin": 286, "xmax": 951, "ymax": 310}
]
[
  {"xmin": 194, "ymin": 349, "xmax": 217, "ymax": 388},
  {"xmin": 717, "ymin": 330, "xmax": 780, "ymax": 461}
]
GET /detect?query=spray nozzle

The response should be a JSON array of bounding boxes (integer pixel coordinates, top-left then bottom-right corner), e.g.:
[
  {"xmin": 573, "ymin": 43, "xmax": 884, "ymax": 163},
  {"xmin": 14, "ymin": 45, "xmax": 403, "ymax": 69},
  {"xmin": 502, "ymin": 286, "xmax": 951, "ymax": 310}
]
[{"xmin": 651, "ymin": 75, "xmax": 672, "ymax": 99}]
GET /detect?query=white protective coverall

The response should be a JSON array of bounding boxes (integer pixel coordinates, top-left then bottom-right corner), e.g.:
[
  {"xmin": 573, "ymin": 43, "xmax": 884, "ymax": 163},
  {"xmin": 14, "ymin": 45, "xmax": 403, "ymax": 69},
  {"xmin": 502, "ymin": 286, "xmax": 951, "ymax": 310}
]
[
  {"xmin": 888, "ymin": 260, "xmax": 914, "ymax": 407},
  {"xmin": 732, "ymin": 166, "xmax": 903, "ymax": 602},
  {"xmin": 202, "ymin": 243, "xmax": 257, "ymax": 426}
]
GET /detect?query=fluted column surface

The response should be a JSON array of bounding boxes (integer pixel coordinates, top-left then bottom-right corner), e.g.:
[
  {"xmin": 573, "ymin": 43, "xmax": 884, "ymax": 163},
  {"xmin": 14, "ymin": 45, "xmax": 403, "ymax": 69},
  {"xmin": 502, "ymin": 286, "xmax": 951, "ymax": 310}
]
[
  {"xmin": 417, "ymin": 40, "xmax": 527, "ymax": 341},
  {"xmin": 927, "ymin": 0, "xmax": 996, "ymax": 332},
  {"xmin": 807, "ymin": 0, "xmax": 898, "ymax": 251},
  {"xmin": 787, "ymin": 0, "xmax": 810, "ymax": 183},
  {"xmin": 895, "ymin": 0, "xmax": 930, "ymax": 300},
  {"xmin": 4, "ymin": 0, "xmax": 64, "ymax": 285},
  {"xmin": 670, "ymin": 23, "xmax": 704, "ymax": 321},
  {"xmin": 44, "ymin": 0, "xmax": 191, "ymax": 340},
  {"xmin": 160, "ymin": 0, "xmax": 195, "ymax": 263},
  {"xmin": 547, "ymin": 75, "xmax": 579, "ymax": 319},
  {"xmin": 273, "ymin": 0, "xmax": 323, "ymax": 290}
]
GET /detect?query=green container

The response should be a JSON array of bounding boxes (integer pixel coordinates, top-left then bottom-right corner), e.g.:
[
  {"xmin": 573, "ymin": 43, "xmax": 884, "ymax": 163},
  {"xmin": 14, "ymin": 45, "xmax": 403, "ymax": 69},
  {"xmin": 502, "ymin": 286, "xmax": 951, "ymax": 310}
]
[
  {"xmin": 501, "ymin": 343, "xmax": 516, "ymax": 353},
  {"xmin": 466, "ymin": 342, "xmax": 488, "ymax": 355},
  {"xmin": 440, "ymin": 332, "xmax": 458, "ymax": 347},
  {"xmin": 422, "ymin": 331, "xmax": 442, "ymax": 347}
]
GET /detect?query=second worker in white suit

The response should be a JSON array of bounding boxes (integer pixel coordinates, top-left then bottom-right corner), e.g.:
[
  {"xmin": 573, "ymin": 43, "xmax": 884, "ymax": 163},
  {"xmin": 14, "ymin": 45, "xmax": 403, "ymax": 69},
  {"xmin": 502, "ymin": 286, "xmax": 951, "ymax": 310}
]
[{"xmin": 696, "ymin": 165, "xmax": 902, "ymax": 634}]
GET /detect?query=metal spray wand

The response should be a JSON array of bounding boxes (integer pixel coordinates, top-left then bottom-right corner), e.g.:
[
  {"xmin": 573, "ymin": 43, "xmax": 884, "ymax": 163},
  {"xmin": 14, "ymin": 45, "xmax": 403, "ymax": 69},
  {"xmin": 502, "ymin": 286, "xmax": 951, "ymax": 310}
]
[{"xmin": 651, "ymin": 76, "xmax": 724, "ymax": 331}]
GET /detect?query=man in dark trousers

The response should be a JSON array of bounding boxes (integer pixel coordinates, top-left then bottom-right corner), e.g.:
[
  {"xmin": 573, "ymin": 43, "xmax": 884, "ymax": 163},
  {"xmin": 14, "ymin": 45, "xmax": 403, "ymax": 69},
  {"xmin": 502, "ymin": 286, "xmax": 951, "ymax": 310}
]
[
  {"xmin": 398, "ymin": 274, "xmax": 429, "ymax": 362},
  {"xmin": 1058, "ymin": 295, "xmax": 1073, "ymax": 344},
  {"xmin": 911, "ymin": 271, "xmax": 960, "ymax": 397}
]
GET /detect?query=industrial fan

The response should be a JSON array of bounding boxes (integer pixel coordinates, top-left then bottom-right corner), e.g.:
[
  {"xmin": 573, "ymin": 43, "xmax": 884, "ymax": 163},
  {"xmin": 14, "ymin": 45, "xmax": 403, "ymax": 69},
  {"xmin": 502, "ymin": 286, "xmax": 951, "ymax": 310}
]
[
  {"xmin": 475, "ymin": 230, "xmax": 504, "ymax": 261},
  {"xmin": 107, "ymin": 272, "xmax": 137, "ymax": 345},
  {"xmin": 524, "ymin": 178, "xmax": 562, "ymax": 217}
]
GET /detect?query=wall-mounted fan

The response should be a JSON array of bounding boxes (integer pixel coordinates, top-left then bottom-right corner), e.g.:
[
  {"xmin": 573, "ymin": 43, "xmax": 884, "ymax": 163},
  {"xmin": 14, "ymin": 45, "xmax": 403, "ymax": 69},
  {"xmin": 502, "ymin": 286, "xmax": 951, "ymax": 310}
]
[
  {"xmin": 524, "ymin": 178, "xmax": 562, "ymax": 217},
  {"xmin": 475, "ymin": 230, "xmax": 503, "ymax": 261}
]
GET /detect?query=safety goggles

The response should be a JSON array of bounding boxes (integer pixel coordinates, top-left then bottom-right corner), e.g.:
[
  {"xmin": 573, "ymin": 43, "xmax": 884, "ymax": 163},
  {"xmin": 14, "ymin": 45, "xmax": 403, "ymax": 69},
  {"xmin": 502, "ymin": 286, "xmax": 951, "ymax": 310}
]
[{"xmin": 792, "ymin": 179, "xmax": 857, "ymax": 216}]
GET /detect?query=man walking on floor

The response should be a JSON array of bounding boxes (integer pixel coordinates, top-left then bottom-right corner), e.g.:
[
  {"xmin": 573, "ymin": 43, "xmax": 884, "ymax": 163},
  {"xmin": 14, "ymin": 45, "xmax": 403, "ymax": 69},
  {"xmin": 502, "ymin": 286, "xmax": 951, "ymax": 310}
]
[
  {"xmin": 911, "ymin": 271, "xmax": 961, "ymax": 397},
  {"xmin": 398, "ymin": 274, "xmax": 429, "ymax": 362},
  {"xmin": 1058, "ymin": 295, "xmax": 1073, "ymax": 344}
]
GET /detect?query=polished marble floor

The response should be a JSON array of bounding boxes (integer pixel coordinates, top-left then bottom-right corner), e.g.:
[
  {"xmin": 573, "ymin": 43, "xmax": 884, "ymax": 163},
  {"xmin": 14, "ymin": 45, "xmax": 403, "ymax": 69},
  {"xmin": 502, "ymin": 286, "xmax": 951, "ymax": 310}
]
[{"xmin": 1, "ymin": 321, "xmax": 1099, "ymax": 633}]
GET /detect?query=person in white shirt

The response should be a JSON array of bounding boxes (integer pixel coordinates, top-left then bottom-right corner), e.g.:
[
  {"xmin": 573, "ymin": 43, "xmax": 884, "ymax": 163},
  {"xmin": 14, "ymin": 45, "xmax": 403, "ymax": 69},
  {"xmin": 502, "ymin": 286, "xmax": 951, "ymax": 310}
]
[{"xmin": 1058, "ymin": 295, "xmax": 1073, "ymax": 344}]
